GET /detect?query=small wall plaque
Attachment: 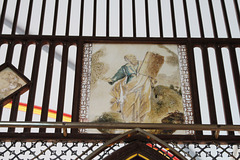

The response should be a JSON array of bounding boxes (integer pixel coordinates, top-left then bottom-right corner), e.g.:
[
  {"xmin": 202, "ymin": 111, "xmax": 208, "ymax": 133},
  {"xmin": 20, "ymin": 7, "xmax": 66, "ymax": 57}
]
[{"xmin": 0, "ymin": 63, "xmax": 31, "ymax": 106}]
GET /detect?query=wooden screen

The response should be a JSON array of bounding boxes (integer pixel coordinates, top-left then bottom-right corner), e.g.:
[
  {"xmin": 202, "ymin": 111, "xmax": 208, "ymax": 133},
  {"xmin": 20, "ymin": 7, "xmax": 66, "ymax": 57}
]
[{"xmin": 0, "ymin": 0, "xmax": 239, "ymax": 142}]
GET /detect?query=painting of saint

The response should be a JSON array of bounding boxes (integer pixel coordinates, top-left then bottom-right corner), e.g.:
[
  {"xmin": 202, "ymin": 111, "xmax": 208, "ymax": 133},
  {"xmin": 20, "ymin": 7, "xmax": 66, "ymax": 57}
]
[
  {"xmin": 105, "ymin": 53, "xmax": 164, "ymax": 123},
  {"xmin": 83, "ymin": 44, "xmax": 190, "ymax": 134}
]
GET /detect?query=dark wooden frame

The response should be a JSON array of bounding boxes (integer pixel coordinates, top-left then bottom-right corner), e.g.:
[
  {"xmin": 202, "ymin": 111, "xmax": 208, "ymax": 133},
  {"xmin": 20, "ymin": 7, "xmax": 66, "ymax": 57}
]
[{"xmin": 0, "ymin": 62, "xmax": 31, "ymax": 106}]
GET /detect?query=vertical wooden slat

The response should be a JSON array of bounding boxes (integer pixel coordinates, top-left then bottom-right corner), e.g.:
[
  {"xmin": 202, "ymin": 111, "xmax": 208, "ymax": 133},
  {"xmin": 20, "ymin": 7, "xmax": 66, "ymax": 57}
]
[
  {"xmin": 120, "ymin": 0, "xmax": 123, "ymax": 37},
  {"xmin": 145, "ymin": 0, "xmax": 149, "ymax": 37},
  {"xmin": 132, "ymin": 0, "xmax": 136, "ymax": 37},
  {"xmin": 0, "ymin": 103, "xmax": 3, "ymax": 121},
  {"xmin": 195, "ymin": 0, "xmax": 204, "ymax": 38},
  {"xmin": 157, "ymin": 0, "xmax": 163, "ymax": 37},
  {"xmin": 71, "ymin": 41, "xmax": 83, "ymax": 134},
  {"xmin": 25, "ymin": 0, "xmax": 33, "ymax": 35},
  {"xmin": 0, "ymin": 40, "xmax": 6, "ymax": 118},
  {"xmin": 182, "ymin": 0, "xmax": 190, "ymax": 38},
  {"xmin": 0, "ymin": 0, "xmax": 8, "ymax": 34},
  {"xmin": 5, "ymin": 42, "xmax": 15, "ymax": 62},
  {"xmin": 24, "ymin": 42, "xmax": 42, "ymax": 133},
  {"xmin": 208, "ymin": 0, "xmax": 218, "ymax": 38},
  {"xmin": 106, "ymin": 0, "xmax": 110, "ymax": 37},
  {"xmin": 92, "ymin": 0, "xmax": 97, "ymax": 37},
  {"xmin": 8, "ymin": 42, "xmax": 28, "ymax": 133},
  {"xmin": 8, "ymin": 94, "xmax": 20, "ymax": 132},
  {"xmin": 11, "ymin": 0, "xmax": 21, "ymax": 35},
  {"xmin": 0, "ymin": 38, "xmax": 5, "ymax": 123},
  {"xmin": 79, "ymin": 0, "xmax": 84, "ymax": 36},
  {"xmin": 0, "ymin": 44, "xmax": 4, "ymax": 123},
  {"xmin": 170, "ymin": 0, "xmax": 176, "ymax": 38},
  {"xmin": 228, "ymin": 45, "xmax": 240, "ymax": 117},
  {"xmin": 52, "ymin": 0, "xmax": 59, "ymax": 36},
  {"xmin": 215, "ymin": 45, "xmax": 234, "ymax": 135},
  {"xmin": 233, "ymin": 0, "xmax": 240, "ymax": 30},
  {"xmin": 38, "ymin": 0, "xmax": 47, "ymax": 35},
  {"xmin": 18, "ymin": 42, "xmax": 28, "ymax": 72},
  {"xmin": 5, "ymin": 41, "xmax": 15, "ymax": 132},
  {"xmin": 220, "ymin": 0, "xmax": 232, "ymax": 38},
  {"xmin": 55, "ymin": 43, "xmax": 69, "ymax": 133},
  {"xmin": 39, "ymin": 42, "xmax": 56, "ymax": 133},
  {"xmin": 187, "ymin": 44, "xmax": 202, "ymax": 136},
  {"xmin": 0, "ymin": 42, "xmax": 4, "ymax": 118},
  {"xmin": 65, "ymin": 0, "xmax": 72, "ymax": 36},
  {"xmin": 201, "ymin": 45, "xmax": 217, "ymax": 135}
]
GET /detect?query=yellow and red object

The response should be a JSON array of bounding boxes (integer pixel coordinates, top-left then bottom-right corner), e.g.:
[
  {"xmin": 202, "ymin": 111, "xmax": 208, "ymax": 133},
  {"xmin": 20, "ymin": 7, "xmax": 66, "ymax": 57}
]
[{"xmin": 4, "ymin": 102, "xmax": 72, "ymax": 122}]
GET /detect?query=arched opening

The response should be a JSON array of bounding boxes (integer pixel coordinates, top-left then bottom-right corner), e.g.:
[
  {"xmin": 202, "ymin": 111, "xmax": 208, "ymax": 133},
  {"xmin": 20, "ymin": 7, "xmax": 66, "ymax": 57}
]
[
  {"xmin": 84, "ymin": 128, "xmax": 186, "ymax": 160},
  {"xmin": 104, "ymin": 140, "xmax": 176, "ymax": 160}
]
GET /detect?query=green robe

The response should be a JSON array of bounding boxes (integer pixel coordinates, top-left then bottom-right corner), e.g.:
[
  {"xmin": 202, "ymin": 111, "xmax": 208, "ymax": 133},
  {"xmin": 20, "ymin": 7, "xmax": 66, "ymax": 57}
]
[{"xmin": 109, "ymin": 63, "xmax": 140, "ymax": 85}]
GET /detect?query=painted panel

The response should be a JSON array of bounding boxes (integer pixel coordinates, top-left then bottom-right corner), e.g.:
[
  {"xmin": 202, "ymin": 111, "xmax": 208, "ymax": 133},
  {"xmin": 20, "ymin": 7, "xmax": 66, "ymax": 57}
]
[{"xmin": 80, "ymin": 43, "xmax": 193, "ymax": 134}]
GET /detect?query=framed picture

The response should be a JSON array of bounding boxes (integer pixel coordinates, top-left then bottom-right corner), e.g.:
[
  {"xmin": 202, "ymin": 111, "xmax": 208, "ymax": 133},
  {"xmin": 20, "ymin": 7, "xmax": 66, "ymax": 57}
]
[
  {"xmin": 80, "ymin": 43, "xmax": 193, "ymax": 134},
  {"xmin": 0, "ymin": 63, "xmax": 31, "ymax": 106}
]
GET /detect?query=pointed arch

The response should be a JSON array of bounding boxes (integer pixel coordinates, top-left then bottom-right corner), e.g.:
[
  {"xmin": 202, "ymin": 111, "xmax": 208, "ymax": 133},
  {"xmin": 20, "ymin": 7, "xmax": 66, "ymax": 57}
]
[
  {"xmin": 84, "ymin": 128, "xmax": 187, "ymax": 160},
  {"xmin": 104, "ymin": 140, "xmax": 171, "ymax": 160}
]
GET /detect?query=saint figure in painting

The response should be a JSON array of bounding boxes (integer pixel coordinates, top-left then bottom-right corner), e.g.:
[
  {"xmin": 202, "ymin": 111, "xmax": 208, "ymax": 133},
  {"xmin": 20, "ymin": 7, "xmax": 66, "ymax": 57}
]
[{"xmin": 106, "ymin": 53, "xmax": 164, "ymax": 122}]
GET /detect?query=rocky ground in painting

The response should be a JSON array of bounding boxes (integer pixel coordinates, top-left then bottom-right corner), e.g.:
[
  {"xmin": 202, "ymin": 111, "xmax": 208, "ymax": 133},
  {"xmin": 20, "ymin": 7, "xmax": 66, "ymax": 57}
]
[{"xmin": 94, "ymin": 85, "xmax": 184, "ymax": 134}]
